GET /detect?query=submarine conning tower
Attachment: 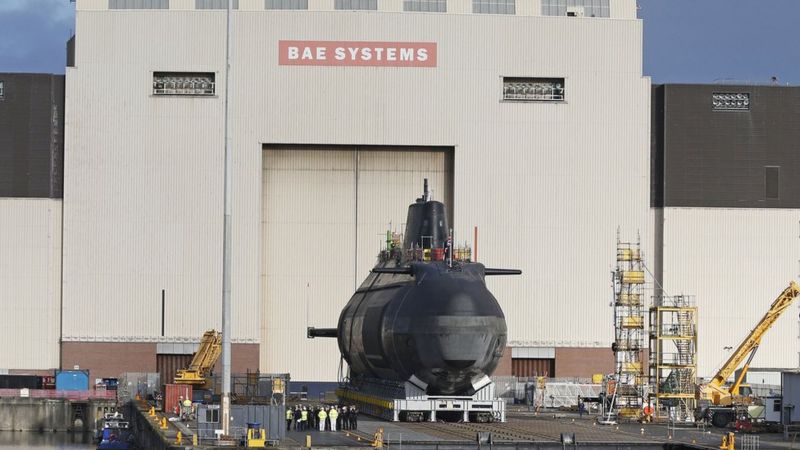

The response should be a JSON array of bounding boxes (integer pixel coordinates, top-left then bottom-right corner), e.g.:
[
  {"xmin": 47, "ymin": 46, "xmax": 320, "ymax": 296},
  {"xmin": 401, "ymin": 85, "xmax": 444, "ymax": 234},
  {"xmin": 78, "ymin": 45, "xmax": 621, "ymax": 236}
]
[{"xmin": 402, "ymin": 178, "xmax": 449, "ymax": 252}]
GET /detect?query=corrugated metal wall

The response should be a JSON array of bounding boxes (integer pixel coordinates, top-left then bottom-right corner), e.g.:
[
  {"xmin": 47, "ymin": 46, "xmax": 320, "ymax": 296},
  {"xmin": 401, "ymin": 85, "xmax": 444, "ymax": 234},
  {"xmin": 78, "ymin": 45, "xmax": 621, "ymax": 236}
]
[
  {"xmin": 661, "ymin": 207, "xmax": 800, "ymax": 376},
  {"xmin": 0, "ymin": 199, "xmax": 61, "ymax": 369},
  {"xmin": 511, "ymin": 359, "xmax": 555, "ymax": 378},
  {"xmin": 156, "ymin": 354, "xmax": 193, "ymax": 385},
  {"xmin": 261, "ymin": 146, "xmax": 450, "ymax": 380}
]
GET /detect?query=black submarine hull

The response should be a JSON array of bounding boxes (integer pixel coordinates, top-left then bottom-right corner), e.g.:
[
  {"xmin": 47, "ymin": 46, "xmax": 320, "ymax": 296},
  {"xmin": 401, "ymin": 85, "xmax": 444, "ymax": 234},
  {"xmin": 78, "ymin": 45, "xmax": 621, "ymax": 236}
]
[{"xmin": 337, "ymin": 261, "xmax": 507, "ymax": 396}]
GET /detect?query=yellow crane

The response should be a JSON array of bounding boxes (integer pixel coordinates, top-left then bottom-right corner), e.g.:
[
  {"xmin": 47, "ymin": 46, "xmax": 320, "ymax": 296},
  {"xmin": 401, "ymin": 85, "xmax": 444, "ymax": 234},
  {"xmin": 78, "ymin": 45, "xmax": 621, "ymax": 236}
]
[
  {"xmin": 174, "ymin": 330, "xmax": 222, "ymax": 389},
  {"xmin": 698, "ymin": 281, "xmax": 800, "ymax": 427}
]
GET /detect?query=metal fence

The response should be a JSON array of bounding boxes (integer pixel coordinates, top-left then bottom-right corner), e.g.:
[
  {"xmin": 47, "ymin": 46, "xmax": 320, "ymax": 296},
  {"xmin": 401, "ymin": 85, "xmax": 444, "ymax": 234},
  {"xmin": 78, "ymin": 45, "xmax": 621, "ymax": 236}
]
[
  {"xmin": 117, "ymin": 372, "xmax": 161, "ymax": 402},
  {"xmin": 0, "ymin": 389, "xmax": 116, "ymax": 400}
]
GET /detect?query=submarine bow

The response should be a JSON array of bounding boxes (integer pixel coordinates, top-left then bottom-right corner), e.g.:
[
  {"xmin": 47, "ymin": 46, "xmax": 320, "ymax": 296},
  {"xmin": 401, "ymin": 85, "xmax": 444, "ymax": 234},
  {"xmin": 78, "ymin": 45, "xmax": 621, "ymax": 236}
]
[{"xmin": 310, "ymin": 180, "xmax": 519, "ymax": 396}]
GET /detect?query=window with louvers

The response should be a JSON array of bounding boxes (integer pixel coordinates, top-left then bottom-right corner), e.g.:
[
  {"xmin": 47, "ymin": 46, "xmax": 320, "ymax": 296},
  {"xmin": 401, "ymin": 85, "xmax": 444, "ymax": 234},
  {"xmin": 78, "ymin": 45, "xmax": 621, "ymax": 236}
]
[
  {"xmin": 404, "ymin": 0, "xmax": 446, "ymax": 12},
  {"xmin": 153, "ymin": 72, "xmax": 215, "ymax": 96},
  {"xmin": 335, "ymin": 0, "xmax": 377, "ymax": 10},
  {"xmin": 265, "ymin": 0, "xmax": 307, "ymax": 9},
  {"xmin": 109, "ymin": 0, "xmax": 169, "ymax": 9},
  {"xmin": 473, "ymin": 0, "xmax": 515, "ymax": 14},
  {"xmin": 196, "ymin": 0, "xmax": 239, "ymax": 8},
  {"xmin": 503, "ymin": 77, "xmax": 565, "ymax": 102}
]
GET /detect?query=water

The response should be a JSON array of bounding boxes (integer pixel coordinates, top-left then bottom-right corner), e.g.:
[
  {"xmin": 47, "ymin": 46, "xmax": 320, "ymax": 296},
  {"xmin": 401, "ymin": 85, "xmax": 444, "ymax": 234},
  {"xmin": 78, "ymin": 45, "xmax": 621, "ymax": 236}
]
[{"xmin": 0, "ymin": 431, "xmax": 96, "ymax": 449}]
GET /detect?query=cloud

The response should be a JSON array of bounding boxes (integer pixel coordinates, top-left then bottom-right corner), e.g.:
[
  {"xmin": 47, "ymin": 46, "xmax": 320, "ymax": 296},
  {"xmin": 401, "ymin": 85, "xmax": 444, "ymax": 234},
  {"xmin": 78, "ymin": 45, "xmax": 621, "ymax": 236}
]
[
  {"xmin": 0, "ymin": 0, "xmax": 73, "ymax": 26},
  {"xmin": 0, "ymin": 0, "xmax": 74, "ymax": 73}
]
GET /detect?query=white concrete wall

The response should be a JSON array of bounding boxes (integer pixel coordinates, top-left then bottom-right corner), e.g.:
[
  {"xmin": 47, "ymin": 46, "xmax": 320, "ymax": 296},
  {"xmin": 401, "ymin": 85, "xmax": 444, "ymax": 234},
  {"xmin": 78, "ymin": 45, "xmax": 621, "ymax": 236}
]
[
  {"xmin": 660, "ymin": 207, "xmax": 800, "ymax": 378},
  {"xmin": 0, "ymin": 199, "xmax": 61, "ymax": 370},
  {"xmin": 65, "ymin": 7, "xmax": 649, "ymax": 378}
]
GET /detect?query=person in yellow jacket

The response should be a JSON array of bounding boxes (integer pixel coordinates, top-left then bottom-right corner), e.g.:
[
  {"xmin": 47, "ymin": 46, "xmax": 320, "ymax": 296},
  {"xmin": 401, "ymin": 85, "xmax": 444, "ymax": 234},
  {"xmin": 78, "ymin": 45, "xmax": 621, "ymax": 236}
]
[
  {"xmin": 300, "ymin": 407, "xmax": 308, "ymax": 431},
  {"xmin": 328, "ymin": 406, "xmax": 339, "ymax": 431},
  {"xmin": 317, "ymin": 407, "xmax": 327, "ymax": 431},
  {"xmin": 286, "ymin": 407, "xmax": 293, "ymax": 431}
]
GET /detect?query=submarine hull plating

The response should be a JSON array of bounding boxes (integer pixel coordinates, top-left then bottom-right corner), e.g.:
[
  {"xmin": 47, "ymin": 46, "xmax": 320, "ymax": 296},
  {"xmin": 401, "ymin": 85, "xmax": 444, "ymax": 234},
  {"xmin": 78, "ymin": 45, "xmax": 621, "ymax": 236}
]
[{"xmin": 337, "ymin": 261, "xmax": 507, "ymax": 396}]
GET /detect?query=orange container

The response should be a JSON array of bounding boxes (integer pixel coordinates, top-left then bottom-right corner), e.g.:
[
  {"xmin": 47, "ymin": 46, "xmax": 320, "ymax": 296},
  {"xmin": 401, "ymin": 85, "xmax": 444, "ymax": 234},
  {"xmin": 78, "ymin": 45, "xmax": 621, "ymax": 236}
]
[
  {"xmin": 432, "ymin": 248, "xmax": 445, "ymax": 261},
  {"xmin": 164, "ymin": 384, "xmax": 192, "ymax": 414}
]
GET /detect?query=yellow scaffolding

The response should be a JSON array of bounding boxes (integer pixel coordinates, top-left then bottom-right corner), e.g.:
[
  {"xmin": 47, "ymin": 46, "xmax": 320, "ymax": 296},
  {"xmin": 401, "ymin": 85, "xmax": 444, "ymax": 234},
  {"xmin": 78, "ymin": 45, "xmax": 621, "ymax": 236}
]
[
  {"xmin": 648, "ymin": 296, "xmax": 697, "ymax": 422},
  {"xmin": 611, "ymin": 231, "xmax": 646, "ymax": 420}
]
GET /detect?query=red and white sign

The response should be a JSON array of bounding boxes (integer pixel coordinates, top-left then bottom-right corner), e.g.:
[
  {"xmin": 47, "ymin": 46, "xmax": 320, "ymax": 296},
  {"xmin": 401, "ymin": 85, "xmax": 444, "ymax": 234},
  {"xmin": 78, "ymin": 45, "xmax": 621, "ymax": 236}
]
[{"xmin": 279, "ymin": 40, "xmax": 437, "ymax": 67}]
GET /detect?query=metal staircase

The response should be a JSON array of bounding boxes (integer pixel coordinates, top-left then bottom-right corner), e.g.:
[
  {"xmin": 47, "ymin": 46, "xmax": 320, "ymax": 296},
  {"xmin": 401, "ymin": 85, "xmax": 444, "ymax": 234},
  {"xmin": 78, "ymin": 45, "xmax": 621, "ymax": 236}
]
[{"xmin": 649, "ymin": 295, "xmax": 697, "ymax": 422}]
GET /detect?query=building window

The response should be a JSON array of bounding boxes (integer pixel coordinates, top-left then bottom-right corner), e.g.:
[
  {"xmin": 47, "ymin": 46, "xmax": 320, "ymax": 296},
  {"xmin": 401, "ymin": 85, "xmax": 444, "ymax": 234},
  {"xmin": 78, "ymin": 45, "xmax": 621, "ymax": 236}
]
[
  {"xmin": 712, "ymin": 93, "xmax": 750, "ymax": 111},
  {"xmin": 503, "ymin": 77, "xmax": 564, "ymax": 102},
  {"xmin": 109, "ymin": 0, "xmax": 169, "ymax": 8},
  {"xmin": 774, "ymin": 399, "xmax": 783, "ymax": 412},
  {"xmin": 153, "ymin": 72, "xmax": 215, "ymax": 96},
  {"xmin": 542, "ymin": 0, "xmax": 609, "ymax": 18},
  {"xmin": 335, "ymin": 0, "xmax": 377, "ymax": 10},
  {"xmin": 404, "ymin": 0, "xmax": 446, "ymax": 12},
  {"xmin": 196, "ymin": 0, "xmax": 239, "ymax": 8},
  {"xmin": 265, "ymin": 0, "xmax": 307, "ymax": 8},
  {"xmin": 204, "ymin": 407, "xmax": 220, "ymax": 423},
  {"xmin": 473, "ymin": 0, "xmax": 515, "ymax": 14},
  {"xmin": 766, "ymin": 166, "xmax": 780, "ymax": 200},
  {"xmin": 0, "ymin": 81, "xmax": 4, "ymax": 99}
]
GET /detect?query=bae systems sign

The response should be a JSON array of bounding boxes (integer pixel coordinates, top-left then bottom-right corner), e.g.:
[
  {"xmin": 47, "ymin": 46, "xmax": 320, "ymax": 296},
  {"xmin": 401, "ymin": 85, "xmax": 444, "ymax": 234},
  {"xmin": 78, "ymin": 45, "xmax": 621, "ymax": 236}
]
[{"xmin": 279, "ymin": 40, "xmax": 437, "ymax": 67}]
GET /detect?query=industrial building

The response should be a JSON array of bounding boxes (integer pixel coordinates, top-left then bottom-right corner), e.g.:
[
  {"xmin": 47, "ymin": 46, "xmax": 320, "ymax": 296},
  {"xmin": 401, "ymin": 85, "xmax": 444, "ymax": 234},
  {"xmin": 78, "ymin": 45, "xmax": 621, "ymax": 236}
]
[
  {"xmin": 0, "ymin": 0, "xmax": 796, "ymax": 387},
  {"xmin": 651, "ymin": 84, "xmax": 800, "ymax": 376}
]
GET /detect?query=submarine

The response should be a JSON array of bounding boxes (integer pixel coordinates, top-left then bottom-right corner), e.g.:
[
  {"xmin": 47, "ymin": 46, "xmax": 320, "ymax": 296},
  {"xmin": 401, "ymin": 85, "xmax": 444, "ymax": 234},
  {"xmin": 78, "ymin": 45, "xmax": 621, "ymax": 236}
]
[{"xmin": 309, "ymin": 180, "xmax": 520, "ymax": 399}]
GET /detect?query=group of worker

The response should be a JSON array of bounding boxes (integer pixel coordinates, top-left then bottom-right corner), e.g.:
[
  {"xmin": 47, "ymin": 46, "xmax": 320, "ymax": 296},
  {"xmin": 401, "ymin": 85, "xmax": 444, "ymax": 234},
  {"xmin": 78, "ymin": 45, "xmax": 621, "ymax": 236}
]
[{"xmin": 285, "ymin": 404, "xmax": 358, "ymax": 432}]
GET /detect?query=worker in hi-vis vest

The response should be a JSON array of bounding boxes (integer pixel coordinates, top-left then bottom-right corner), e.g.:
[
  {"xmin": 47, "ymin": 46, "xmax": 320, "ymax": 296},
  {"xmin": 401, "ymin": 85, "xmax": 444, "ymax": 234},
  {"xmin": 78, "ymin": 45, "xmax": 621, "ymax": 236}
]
[
  {"xmin": 300, "ymin": 407, "xmax": 308, "ymax": 431},
  {"xmin": 286, "ymin": 407, "xmax": 293, "ymax": 431},
  {"xmin": 328, "ymin": 406, "xmax": 339, "ymax": 431},
  {"xmin": 317, "ymin": 407, "xmax": 327, "ymax": 431}
]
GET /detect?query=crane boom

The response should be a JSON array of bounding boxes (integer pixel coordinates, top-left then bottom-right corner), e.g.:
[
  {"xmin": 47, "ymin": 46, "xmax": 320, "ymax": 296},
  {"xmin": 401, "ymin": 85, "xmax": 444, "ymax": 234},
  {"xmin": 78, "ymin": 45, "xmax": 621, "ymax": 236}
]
[
  {"xmin": 175, "ymin": 330, "xmax": 222, "ymax": 387},
  {"xmin": 708, "ymin": 281, "xmax": 800, "ymax": 393}
]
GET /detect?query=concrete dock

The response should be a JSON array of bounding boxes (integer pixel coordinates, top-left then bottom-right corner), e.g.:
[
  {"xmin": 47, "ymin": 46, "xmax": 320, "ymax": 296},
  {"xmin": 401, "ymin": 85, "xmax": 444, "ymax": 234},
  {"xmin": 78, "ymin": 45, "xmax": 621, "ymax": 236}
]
[{"xmin": 135, "ymin": 401, "xmax": 800, "ymax": 450}]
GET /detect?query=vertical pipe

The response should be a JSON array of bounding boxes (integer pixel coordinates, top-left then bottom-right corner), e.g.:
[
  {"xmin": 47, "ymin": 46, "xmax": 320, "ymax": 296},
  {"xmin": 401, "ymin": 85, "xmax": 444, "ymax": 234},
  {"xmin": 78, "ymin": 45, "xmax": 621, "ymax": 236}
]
[
  {"xmin": 354, "ymin": 149, "xmax": 359, "ymax": 290},
  {"xmin": 221, "ymin": 0, "xmax": 233, "ymax": 436},
  {"xmin": 161, "ymin": 289, "xmax": 165, "ymax": 337},
  {"xmin": 473, "ymin": 226, "xmax": 478, "ymax": 262}
]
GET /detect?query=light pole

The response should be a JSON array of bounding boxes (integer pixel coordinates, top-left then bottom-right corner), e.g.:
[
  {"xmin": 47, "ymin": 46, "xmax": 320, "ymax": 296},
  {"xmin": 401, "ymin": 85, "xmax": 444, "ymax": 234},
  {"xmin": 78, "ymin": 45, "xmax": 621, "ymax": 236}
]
[{"xmin": 221, "ymin": 0, "xmax": 233, "ymax": 436}]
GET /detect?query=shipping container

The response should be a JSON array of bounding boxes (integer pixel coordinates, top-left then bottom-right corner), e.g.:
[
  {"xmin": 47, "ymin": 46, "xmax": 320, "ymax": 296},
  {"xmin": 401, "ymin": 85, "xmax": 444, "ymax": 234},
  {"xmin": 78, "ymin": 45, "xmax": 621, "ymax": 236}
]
[
  {"xmin": 55, "ymin": 370, "xmax": 90, "ymax": 391},
  {"xmin": 0, "ymin": 375, "xmax": 43, "ymax": 390},
  {"xmin": 163, "ymin": 384, "xmax": 192, "ymax": 415}
]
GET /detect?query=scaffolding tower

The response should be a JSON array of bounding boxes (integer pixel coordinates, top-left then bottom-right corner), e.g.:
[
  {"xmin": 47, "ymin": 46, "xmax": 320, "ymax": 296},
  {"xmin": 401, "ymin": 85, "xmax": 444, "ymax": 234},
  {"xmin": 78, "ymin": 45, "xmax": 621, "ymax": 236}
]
[
  {"xmin": 649, "ymin": 294, "xmax": 697, "ymax": 422},
  {"xmin": 610, "ymin": 232, "xmax": 647, "ymax": 420}
]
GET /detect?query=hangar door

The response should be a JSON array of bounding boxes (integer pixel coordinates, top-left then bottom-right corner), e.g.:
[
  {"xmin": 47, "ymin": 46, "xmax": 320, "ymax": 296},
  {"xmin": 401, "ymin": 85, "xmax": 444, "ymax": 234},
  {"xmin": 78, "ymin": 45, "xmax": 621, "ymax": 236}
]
[{"xmin": 261, "ymin": 146, "xmax": 452, "ymax": 381}]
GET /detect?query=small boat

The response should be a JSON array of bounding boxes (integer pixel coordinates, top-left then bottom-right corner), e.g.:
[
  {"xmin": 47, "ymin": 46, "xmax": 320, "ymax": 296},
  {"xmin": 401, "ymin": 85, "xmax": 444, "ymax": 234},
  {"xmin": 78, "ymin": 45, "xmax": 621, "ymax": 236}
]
[{"xmin": 97, "ymin": 411, "xmax": 134, "ymax": 450}]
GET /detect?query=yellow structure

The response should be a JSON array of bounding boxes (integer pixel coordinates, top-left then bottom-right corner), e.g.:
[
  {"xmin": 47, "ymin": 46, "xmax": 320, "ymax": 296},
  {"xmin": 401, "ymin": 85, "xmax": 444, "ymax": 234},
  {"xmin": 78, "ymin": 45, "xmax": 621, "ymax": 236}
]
[
  {"xmin": 246, "ymin": 425, "xmax": 266, "ymax": 448},
  {"xmin": 160, "ymin": 417, "xmax": 168, "ymax": 429},
  {"xmin": 372, "ymin": 428, "xmax": 384, "ymax": 448},
  {"xmin": 698, "ymin": 282, "xmax": 800, "ymax": 427},
  {"xmin": 719, "ymin": 432, "xmax": 735, "ymax": 450},
  {"xmin": 175, "ymin": 431, "xmax": 182, "ymax": 445},
  {"xmin": 175, "ymin": 330, "xmax": 222, "ymax": 388},
  {"xmin": 649, "ymin": 294, "xmax": 697, "ymax": 422},
  {"xmin": 607, "ymin": 230, "xmax": 645, "ymax": 420},
  {"xmin": 610, "ymin": 231, "xmax": 646, "ymax": 419}
]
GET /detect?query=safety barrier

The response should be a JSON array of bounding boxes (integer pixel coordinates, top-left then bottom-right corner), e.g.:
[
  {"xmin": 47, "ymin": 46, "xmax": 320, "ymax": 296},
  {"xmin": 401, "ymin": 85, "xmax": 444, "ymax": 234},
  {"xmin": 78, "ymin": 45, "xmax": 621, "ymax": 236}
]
[{"xmin": 0, "ymin": 388, "xmax": 117, "ymax": 400}]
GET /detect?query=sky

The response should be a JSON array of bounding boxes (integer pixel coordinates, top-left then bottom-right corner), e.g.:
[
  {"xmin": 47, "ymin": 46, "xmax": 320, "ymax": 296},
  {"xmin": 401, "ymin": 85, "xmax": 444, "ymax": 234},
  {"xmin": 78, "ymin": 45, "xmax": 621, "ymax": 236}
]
[{"xmin": 0, "ymin": 1, "xmax": 799, "ymax": 85}]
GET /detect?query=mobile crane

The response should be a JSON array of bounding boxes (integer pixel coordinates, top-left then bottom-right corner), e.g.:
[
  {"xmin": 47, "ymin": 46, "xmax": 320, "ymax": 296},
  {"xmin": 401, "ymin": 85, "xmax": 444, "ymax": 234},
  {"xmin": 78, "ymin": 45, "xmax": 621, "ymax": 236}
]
[
  {"xmin": 174, "ymin": 330, "xmax": 222, "ymax": 389},
  {"xmin": 697, "ymin": 281, "xmax": 800, "ymax": 427}
]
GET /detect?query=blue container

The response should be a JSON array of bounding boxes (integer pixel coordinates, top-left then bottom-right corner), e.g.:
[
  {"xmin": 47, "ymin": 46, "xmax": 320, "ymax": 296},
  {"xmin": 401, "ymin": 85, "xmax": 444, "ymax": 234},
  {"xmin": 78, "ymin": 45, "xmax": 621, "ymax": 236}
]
[{"xmin": 55, "ymin": 370, "xmax": 90, "ymax": 391}]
